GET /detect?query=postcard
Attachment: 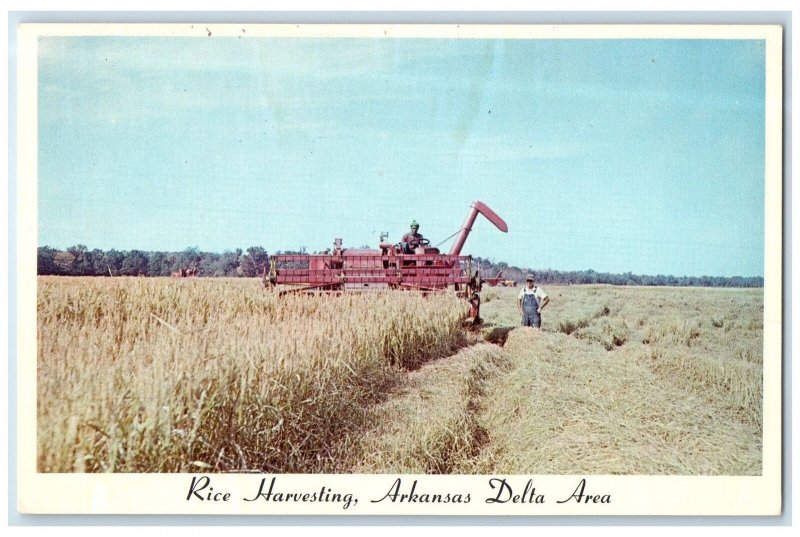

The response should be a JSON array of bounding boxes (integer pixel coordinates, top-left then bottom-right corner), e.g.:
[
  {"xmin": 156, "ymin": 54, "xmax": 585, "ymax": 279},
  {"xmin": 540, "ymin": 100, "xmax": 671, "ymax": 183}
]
[{"xmin": 16, "ymin": 22, "xmax": 783, "ymax": 516}]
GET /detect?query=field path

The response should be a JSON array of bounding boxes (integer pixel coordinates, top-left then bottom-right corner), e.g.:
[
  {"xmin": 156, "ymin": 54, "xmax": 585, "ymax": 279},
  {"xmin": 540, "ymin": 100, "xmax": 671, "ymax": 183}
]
[{"xmin": 336, "ymin": 341, "xmax": 509, "ymax": 473}]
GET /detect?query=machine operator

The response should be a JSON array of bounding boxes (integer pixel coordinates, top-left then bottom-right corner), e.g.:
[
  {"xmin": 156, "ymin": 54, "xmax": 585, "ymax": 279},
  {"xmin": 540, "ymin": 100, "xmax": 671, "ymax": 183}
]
[{"xmin": 400, "ymin": 220, "xmax": 425, "ymax": 253}]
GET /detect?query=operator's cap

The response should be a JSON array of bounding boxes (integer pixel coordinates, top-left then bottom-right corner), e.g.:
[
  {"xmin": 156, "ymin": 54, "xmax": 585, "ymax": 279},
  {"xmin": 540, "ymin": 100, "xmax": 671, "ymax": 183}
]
[
  {"xmin": 410, "ymin": 220, "xmax": 419, "ymax": 228},
  {"xmin": 526, "ymin": 274, "xmax": 535, "ymax": 281}
]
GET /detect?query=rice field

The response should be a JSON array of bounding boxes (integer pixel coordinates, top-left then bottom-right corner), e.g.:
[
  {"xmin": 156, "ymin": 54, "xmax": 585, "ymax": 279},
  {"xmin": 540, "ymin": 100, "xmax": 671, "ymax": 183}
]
[{"xmin": 37, "ymin": 277, "xmax": 763, "ymax": 475}]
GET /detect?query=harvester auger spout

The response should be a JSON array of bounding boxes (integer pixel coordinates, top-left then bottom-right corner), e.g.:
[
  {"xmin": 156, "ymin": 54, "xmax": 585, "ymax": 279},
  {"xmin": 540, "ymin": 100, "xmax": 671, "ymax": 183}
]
[
  {"xmin": 267, "ymin": 200, "xmax": 508, "ymax": 324},
  {"xmin": 448, "ymin": 201, "xmax": 509, "ymax": 256}
]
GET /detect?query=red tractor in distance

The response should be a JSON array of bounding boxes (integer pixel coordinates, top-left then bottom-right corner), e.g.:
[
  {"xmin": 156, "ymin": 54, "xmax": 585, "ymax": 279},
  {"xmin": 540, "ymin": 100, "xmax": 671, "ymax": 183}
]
[{"xmin": 267, "ymin": 200, "xmax": 508, "ymax": 322}]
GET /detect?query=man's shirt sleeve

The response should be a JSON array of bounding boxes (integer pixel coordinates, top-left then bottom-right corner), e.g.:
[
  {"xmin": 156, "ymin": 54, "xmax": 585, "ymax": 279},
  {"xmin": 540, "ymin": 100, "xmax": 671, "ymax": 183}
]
[{"xmin": 536, "ymin": 287, "xmax": 548, "ymax": 300}]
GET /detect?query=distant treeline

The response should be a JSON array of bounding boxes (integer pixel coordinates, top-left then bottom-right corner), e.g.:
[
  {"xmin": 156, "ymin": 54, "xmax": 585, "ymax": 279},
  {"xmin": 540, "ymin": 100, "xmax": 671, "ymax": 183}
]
[
  {"xmin": 37, "ymin": 245, "xmax": 275, "ymax": 278},
  {"xmin": 472, "ymin": 258, "xmax": 763, "ymax": 288},
  {"xmin": 36, "ymin": 245, "xmax": 763, "ymax": 287}
]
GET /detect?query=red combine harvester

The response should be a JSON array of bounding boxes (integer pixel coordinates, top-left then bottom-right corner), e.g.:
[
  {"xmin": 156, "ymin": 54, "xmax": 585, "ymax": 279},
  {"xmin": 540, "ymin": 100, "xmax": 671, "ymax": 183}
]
[
  {"xmin": 267, "ymin": 201, "xmax": 508, "ymax": 321},
  {"xmin": 483, "ymin": 269, "xmax": 506, "ymax": 287}
]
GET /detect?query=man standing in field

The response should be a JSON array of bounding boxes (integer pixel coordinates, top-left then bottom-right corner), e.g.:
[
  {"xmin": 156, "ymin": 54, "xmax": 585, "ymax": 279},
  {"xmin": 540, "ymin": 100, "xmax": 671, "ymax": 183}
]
[
  {"xmin": 400, "ymin": 220, "xmax": 425, "ymax": 253},
  {"xmin": 518, "ymin": 274, "xmax": 549, "ymax": 329}
]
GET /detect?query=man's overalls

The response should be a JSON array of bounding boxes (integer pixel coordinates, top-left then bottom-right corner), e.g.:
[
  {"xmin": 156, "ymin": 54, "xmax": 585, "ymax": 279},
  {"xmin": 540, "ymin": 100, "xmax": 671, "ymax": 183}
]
[{"xmin": 521, "ymin": 289, "xmax": 541, "ymax": 328}]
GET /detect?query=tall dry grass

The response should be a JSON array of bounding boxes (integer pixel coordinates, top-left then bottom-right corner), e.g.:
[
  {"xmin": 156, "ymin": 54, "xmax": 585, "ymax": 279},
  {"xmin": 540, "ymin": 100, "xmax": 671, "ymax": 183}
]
[{"xmin": 37, "ymin": 277, "xmax": 466, "ymax": 472}]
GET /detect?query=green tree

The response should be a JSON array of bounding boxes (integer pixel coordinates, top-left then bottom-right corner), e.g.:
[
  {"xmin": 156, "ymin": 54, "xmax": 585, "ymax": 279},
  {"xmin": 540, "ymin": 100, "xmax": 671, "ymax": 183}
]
[
  {"xmin": 240, "ymin": 246, "xmax": 269, "ymax": 277},
  {"xmin": 104, "ymin": 249, "xmax": 125, "ymax": 276},
  {"xmin": 121, "ymin": 250, "xmax": 149, "ymax": 276},
  {"xmin": 148, "ymin": 251, "xmax": 171, "ymax": 276},
  {"xmin": 37, "ymin": 246, "xmax": 60, "ymax": 275},
  {"xmin": 178, "ymin": 247, "xmax": 201, "ymax": 271},
  {"xmin": 66, "ymin": 244, "xmax": 90, "ymax": 275},
  {"xmin": 214, "ymin": 249, "xmax": 242, "ymax": 277},
  {"xmin": 53, "ymin": 251, "xmax": 77, "ymax": 274}
]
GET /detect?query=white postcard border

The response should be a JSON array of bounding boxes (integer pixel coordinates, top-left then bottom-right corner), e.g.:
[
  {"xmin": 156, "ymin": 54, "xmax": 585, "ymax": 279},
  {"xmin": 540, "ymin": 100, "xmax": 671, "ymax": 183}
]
[{"xmin": 15, "ymin": 22, "xmax": 784, "ymax": 517}]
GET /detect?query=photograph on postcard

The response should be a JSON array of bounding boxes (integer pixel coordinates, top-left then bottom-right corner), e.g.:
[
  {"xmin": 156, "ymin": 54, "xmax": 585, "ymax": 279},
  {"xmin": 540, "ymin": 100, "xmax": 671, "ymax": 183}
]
[{"xmin": 18, "ymin": 23, "xmax": 782, "ymax": 515}]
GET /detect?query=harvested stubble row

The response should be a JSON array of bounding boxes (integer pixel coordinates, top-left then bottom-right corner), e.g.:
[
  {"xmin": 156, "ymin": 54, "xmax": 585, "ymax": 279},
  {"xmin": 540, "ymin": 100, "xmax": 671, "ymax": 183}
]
[
  {"xmin": 337, "ymin": 343, "xmax": 510, "ymax": 474},
  {"xmin": 37, "ymin": 277, "xmax": 466, "ymax": 473},
  {"xmin": 464, "ymin": 331, "xmax": 754, "ymax": 474}
]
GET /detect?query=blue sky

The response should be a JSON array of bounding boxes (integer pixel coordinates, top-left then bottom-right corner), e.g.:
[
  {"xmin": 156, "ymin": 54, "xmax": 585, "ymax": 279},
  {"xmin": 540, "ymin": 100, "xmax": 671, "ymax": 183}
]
[{"xmin": 38, "ymin": 36, "xmax": 766, "ymax": 277}]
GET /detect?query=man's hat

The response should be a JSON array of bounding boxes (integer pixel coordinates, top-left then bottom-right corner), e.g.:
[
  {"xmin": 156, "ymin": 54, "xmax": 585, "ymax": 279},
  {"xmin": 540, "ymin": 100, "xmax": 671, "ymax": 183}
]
[
  {"xmin": 526, "ymin": 274, "xmax": 535, "ymax": 281},
  {"xmin": 410, "ymin": 220, "xmax": 419, "ymax": 228}
]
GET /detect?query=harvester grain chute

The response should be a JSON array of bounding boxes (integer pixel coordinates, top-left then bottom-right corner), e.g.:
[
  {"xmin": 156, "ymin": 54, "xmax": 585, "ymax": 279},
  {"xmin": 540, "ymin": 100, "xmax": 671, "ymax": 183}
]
[{"xmin": 267, "ymin": 201, "xmax": 508, "ymax": 322}]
